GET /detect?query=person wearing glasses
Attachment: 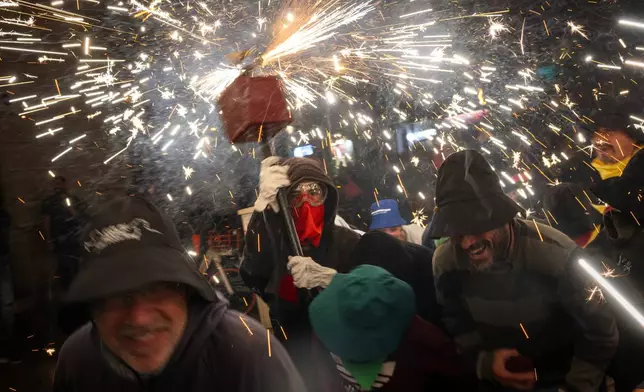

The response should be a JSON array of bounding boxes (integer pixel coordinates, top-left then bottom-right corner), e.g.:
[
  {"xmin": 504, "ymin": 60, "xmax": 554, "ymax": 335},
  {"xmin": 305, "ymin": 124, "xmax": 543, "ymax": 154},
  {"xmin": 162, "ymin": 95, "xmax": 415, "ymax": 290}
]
[{"xmin": 241, "ymin": 157, "xmax": 362, "ymax": 388}]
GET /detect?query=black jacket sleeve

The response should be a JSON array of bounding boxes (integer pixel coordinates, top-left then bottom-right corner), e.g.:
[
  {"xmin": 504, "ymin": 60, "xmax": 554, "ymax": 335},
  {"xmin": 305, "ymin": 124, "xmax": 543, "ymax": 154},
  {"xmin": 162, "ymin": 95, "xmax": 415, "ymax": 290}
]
[{"xmin": 240, "ymin": 210, "xmax": 287, "ymax": 294}]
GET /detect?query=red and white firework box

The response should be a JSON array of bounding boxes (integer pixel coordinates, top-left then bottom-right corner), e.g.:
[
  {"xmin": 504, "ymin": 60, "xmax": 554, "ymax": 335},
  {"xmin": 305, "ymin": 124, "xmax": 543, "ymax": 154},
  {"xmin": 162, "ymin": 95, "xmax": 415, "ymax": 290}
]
[{"xmin": 217, "ymin": 75, "xmax": 292, "ymax": 143}]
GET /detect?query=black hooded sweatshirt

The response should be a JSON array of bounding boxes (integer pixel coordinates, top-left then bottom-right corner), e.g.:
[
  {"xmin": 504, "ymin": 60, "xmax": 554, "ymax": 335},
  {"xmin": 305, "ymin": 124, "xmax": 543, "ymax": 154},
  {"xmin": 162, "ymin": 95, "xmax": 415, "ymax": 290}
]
[{"xmin": 53, "ymin": 298, "xmax": 306, "ymax": 392}]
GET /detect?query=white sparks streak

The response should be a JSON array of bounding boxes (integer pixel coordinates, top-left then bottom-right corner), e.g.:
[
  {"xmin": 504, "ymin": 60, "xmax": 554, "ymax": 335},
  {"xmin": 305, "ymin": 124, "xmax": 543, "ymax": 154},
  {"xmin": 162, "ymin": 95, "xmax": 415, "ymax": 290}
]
[
  {"xmin": 161, "ymin": 139, "xmax": 174, "ymax": 151},
  {"xmin": 194, "ymin": 67, "xmax": 241, "ymax": 101},
  {"xmin": 128, "ymin": 0, "xmax": 182, "ymax": 26},
  {"xmin": 597, "ymin": 64, "xmax": 621, "ymax": 70},
  {"xmin": 625, "ymin": 60, "xmax": 644, "ymax": 68},
  {"xmin": 78, "ymin": 59, "xmax": 125, "ymax": 63},
  {"xmin": 0, "ymin": 46, "xmax": 68, "ymax": 56},
  {"xmin": 68, "ymin": 134, "xmax": 86, "ymax": 144},
  {"xmin": 500, "ymin": 171, "xmax": 516, "ymax": 184},
  {"xmin": 619, "ymin": 19, "xmax": 644, "ymax": 30},
  {"xmin": 400, "ymin": 8, "xmax": 432, "ymax": 19},
  {"xmin": 578, "ymin": 259, "xmax": 644, "ymax": 327},
  {"xmin": 263, "ymin": 1, "xmax": 374, "ymax": 62},
  {"xmin": 107, "ymin": 5, "xmax": 129, "ymax": 12},
  {"xmin": 51, "ymin": 147, "xmax": 72, "ymax": 162},
  {"xmin": 8, "ymin": 94, "xmax": 36, "ymax": 103},
  {"xmin": 36, "ymin": 127, "xmax": 63, "ymax": 138}
]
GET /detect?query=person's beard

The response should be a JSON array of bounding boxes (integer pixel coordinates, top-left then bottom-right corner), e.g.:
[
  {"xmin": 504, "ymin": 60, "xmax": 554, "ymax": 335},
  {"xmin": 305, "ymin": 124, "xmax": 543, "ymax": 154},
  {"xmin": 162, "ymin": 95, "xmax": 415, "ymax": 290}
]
[{"xmin": 468, "ymin": 226, "xmax": 511, "ymax": 272}]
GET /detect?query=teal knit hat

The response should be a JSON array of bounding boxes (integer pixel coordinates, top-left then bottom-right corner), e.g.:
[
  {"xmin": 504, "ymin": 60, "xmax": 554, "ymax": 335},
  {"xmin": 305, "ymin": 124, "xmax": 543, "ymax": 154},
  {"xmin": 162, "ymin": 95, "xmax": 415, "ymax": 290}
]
[{"xmin": 309, "ymin": 265, "xmax": 416, "ymax": 363}]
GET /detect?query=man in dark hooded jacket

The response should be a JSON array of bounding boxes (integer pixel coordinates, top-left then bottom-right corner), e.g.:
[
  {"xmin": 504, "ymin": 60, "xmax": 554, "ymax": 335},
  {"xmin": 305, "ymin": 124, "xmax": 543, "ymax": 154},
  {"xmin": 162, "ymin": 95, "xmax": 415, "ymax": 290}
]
[
  {"xmin": 241, "ymin": 157, "xmax": 361, "ymax": 385},
  {"xmin": 54, "ymin": 196, "xmax": 305, "ymax": 392},
  {"xmin": 429, "ymin": 150, "xmax": 618, "ymax": 392}
]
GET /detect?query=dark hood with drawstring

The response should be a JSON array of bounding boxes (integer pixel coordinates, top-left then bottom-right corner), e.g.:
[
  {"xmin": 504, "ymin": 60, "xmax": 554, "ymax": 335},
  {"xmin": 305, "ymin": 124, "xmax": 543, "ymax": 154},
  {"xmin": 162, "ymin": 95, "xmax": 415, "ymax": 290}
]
[
  {"xmin": 58, "ymin": 196, "xmax": 217, "ymax": 333},
  {"xmin": 53, "ymin": 298, "xmax": 305, "ymax": 392}
]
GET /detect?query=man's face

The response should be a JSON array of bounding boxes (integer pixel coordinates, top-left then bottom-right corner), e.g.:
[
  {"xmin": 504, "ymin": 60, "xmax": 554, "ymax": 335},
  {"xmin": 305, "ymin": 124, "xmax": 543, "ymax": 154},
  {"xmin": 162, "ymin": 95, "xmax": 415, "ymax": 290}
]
[
  {"xmin": 93, "ymin": 283, "xmax": 188, "ymax": 374},
  {"xmin": 379, "ymin": 226, "xmax": 407, "ymax": 241},
  {"xmin": 456, "ymin": 224, "xmax": 511, "ymax": 271},
  {"xmin": 592, "ymin": 129, "xmax": 636, "ymax": 163}
]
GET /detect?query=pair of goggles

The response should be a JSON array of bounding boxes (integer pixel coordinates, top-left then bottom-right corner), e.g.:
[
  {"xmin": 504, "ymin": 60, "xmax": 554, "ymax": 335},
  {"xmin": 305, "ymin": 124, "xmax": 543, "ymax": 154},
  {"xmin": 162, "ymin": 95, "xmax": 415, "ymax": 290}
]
[{"xmin": 289, "ymin": 181, "xmax": 327, "ymax": 208}]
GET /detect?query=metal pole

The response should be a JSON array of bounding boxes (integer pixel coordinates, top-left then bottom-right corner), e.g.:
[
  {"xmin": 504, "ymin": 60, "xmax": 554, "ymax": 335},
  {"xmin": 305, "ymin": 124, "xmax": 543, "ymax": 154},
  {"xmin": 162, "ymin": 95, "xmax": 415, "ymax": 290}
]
[{"xmin": 267, "ymin": 138, "xmax": 303, "ymax": 256}]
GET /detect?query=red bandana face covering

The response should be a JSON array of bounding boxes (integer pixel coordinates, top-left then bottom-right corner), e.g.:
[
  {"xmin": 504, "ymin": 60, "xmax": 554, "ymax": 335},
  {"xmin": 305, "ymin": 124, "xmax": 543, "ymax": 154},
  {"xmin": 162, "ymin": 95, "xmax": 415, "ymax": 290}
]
[{"xmin": 292, "ymin": 202, "xmax": 325, "ymax": 247}]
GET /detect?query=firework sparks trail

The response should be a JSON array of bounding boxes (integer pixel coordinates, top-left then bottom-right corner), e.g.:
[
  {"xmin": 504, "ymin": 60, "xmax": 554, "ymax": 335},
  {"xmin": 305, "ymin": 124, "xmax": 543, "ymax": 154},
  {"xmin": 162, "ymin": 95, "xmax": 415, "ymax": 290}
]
[
  {"xmin": 579, "ymin": 259, "xmax": 644, "ymax": 327},
  {"xmin": 262, "ymin": 0, "xmax": 375, "ymax": 63},
  {"xmin": 488, "ymin": 18, "xmax": 509, "ymax": 40},
  {"xmin": 411, "ymin": 208, "xmax": 427, "ymax": 227},
  {"xmin": 567, "ymin": 21, "xmax": 589, "ymax": 40},
  {"xmin": 1, "ymin": 0, "xmax": 643, "ymax": 234}
]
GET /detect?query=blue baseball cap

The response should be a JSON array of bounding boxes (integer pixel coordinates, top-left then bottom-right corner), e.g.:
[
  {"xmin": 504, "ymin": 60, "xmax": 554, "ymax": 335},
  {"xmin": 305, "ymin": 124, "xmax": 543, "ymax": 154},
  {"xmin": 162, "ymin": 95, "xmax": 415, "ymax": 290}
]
[{"xmin": 369, "ymin": 199, "xmax": 407, "ymax": 230}]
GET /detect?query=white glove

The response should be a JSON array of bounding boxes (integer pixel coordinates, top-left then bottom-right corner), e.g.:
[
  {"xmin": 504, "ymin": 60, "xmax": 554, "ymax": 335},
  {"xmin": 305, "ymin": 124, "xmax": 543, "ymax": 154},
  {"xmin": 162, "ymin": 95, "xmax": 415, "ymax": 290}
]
[
  {"xmin": 254, "ymin": 157, "xmax": 290, "ymax": 213},
  {"xmin": 287, "ymin": 256, "xmax": 337, "ymax": 289}
]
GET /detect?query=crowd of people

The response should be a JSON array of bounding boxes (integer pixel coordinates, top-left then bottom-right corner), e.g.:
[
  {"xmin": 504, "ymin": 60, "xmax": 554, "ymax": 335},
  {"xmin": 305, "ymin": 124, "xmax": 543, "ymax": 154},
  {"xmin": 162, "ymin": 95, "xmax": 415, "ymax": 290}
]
[{"xmin": 0, "ymin": 110, "xmax": 642, "ymax": 392}]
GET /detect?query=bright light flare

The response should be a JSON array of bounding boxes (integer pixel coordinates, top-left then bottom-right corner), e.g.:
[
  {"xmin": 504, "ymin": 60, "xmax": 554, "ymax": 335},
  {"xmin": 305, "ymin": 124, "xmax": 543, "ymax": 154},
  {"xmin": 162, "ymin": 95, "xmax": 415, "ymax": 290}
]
[
  {"xmin": 619, "ymin": 19, "xmax": 644, "ymax": 30},
  {"xmin": 567, "ymin": 21, "xmax": 589, "ymax": 39},
  {"xmin": 262, "ymin": 1, "xmax": 374, "ymax": 63},
  {"xmin": 578, "ymin": 259, "xmax": 644, "ymax": 327},
  {"xmin": 488, "ymin": 18, "xmax": 509, "ymax": 39}
]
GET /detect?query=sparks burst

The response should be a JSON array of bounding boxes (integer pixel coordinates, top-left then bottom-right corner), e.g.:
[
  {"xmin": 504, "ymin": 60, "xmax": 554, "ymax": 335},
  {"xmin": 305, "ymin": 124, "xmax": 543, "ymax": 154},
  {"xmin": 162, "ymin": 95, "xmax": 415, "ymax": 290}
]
[{"xmin": 1, "ymin": 0, "xmax": 644, "ymax": 218}]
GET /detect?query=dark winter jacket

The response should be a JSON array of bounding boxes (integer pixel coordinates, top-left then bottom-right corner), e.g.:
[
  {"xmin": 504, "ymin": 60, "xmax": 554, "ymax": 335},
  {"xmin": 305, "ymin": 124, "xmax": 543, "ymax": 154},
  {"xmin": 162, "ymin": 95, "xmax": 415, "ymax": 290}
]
[
  {"xmin": 348, "ymin": 231, "xmax": 440, "ymax": 325},
  {"xmin": 433, "ymin": 218, "xmax": 618, "ymax": 392},
  {"xmin": 314, "ymin": 316, "xmax": 474, "ymax": 392},
  {"xmin": 53, "ymin": 298, "xmax": 305, "ymax": 392}
]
